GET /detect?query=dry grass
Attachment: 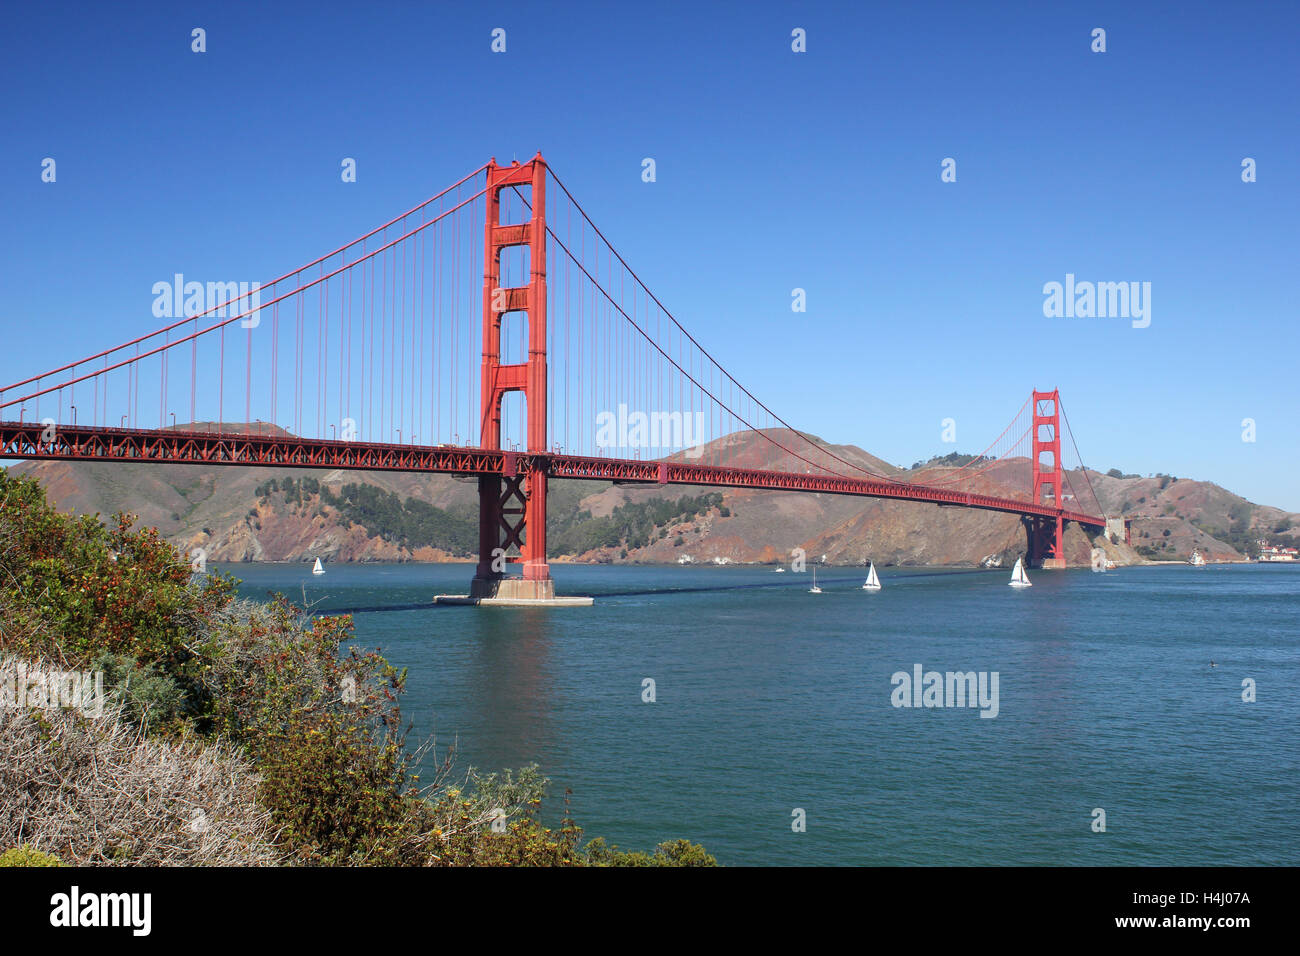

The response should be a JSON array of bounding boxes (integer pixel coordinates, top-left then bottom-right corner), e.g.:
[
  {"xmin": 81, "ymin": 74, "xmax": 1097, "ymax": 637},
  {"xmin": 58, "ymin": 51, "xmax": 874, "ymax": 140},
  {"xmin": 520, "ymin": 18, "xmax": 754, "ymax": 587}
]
[{"xmin": 1, "ymin": 655, "xmax": 282, "ymax": 866}]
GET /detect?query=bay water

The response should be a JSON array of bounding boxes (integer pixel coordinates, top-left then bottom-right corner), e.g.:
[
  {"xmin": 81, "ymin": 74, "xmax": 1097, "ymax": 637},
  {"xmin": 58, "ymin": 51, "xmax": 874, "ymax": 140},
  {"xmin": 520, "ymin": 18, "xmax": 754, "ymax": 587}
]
[{"xmin": 225, "ymin": 561, "xmax": 1299, "ymax": 866}]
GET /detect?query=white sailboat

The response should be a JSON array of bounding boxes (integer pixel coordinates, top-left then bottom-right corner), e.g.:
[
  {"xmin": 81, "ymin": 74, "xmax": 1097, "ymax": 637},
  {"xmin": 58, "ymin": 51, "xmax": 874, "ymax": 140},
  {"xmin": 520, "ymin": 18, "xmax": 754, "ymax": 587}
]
[
  {"xmin": 808, "ymin": 566, "xmax": 822, "ymax": 594},
  {"xmin": 312, "ymin": 557, "xmax": 325, "ymax": 575},
  {"xmin": 1008, "ymin": 557, "xmax": 1032, "ymax": 588},
  {"xmin": 862, "ymin": 562, "xmax": 882, "ymax": 591}
]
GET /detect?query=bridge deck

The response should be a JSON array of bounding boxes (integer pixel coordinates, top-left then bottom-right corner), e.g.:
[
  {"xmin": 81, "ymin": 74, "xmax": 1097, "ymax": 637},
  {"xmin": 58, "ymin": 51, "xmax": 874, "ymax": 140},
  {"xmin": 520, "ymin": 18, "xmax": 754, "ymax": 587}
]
[{"xmin": 0, "ymin": 422, "xmax": 1105, "ymax": 528}]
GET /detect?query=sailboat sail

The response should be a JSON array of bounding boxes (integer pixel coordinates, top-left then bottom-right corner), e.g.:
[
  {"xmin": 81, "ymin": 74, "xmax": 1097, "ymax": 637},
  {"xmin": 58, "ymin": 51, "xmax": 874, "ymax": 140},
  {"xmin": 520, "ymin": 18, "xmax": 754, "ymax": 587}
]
[
  {"xmin": 312, "ymin": 557, "xmax": 325, "ymax": 575},
  {"xmin": 863, "ymin": 562, "xmax": 881, "ymax": 590},
  {"xmin": 1008, "ymin": 557, "xmax": 1031, "ymax": 588}
]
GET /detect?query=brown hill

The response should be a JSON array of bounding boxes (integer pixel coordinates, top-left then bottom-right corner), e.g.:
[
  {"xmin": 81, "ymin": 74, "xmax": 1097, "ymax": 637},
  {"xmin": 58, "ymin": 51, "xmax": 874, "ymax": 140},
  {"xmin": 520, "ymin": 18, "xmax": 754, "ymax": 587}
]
[{"xmin": 1087, "ymin": 470, "xmax": 1299, "ymax": 562}]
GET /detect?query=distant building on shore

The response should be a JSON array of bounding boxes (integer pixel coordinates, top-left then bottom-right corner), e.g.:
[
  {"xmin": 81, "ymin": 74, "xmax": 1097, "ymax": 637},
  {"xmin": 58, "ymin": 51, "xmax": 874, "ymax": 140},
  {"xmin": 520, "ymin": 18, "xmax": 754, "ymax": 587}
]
[{"xmin": 1257, "ymin": 542, "xmax": 1298, "ymax": 562}]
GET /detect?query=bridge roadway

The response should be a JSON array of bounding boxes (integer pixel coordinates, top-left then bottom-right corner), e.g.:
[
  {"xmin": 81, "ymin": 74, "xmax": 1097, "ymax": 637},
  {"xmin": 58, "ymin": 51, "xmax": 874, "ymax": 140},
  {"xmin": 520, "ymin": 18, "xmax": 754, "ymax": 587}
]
[{"xmin": 0, "ymin": 421, "xmax": 1105, "ymax": 530}]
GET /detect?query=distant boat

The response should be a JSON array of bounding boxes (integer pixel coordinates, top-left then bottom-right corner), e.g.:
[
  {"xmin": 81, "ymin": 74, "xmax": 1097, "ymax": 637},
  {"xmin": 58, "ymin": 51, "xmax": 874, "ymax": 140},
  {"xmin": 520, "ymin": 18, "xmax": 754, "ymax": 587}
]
[
  {"xmin": 1008, "ymin": 557, "xmax": 1032, "ymax": 588},
  {"xmin": 809, "ymin": 566, "xmax": 822, "ymax": 594},
  {"xmin": 774, "ymin": 566, "xmax": 786, "ymax": 573},
  {"xmin": 312, "ymin": 557, "xmax": 325, "ymax": 575},
  {"xmin": 1190, "ymin": 549, "xmax": 1207, "ymax": 568},
  {"xmin": 862, "ymin": 562, "xmax": 882, "ymax": 591}
]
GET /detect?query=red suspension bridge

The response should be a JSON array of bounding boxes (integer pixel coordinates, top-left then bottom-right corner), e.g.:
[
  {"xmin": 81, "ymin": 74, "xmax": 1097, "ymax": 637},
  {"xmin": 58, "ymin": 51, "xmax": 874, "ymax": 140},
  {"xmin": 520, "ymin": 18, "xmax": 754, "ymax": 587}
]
[{"xmin": 0, "ymin": 154, "xmax": 1106, "ymax": 602}]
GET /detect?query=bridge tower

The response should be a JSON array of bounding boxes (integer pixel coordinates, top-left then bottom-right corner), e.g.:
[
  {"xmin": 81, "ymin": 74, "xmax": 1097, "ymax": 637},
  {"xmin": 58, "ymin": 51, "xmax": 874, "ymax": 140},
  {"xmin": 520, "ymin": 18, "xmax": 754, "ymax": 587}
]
[
  {"xmin": 471, "ymin": 153, "xmax": 554, "ymax": 600},
  {"xmin": 1028, "ymin": 388, "xmax": 1065, "ymax": 568}
]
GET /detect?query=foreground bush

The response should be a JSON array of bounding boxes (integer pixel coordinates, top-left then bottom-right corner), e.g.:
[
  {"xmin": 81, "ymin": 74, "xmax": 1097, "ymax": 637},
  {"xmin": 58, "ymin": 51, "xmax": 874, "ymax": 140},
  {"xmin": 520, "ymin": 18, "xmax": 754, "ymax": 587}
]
[
  {"xmin": 0, "ymin": 472, "xmax": 233, "ymax": 676},
  {"xmin": 0, "ymin": 656, "xmax": 281, "ymax": 866},
  {"xmin": 585, "ymin": 837, "xmax": 719, "ymax": 867}
]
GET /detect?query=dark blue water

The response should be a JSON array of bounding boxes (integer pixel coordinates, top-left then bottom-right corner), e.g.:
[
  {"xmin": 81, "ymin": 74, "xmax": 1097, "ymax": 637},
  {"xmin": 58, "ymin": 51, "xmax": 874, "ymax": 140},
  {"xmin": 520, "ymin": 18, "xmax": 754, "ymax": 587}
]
[{"xmin": 223, "ymin": 561, "xmax": 1300, "ymax": 866}]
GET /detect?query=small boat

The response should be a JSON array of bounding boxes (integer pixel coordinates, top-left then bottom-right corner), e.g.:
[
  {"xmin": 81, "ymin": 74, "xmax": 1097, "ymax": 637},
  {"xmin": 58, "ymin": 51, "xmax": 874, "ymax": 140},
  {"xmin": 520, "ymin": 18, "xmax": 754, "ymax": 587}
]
[
  {"xmin": 312, "ymin": 557, "xmax": 325, "ymax": 575},
  {"xmin": 1008, "ymin": 557, "xmax": 1032, "ymax": 588},
  {"xmin": 862, "ymin": 562, "xmax": 882, "ymax": 591},
  {"xmin": 774, "ymin": 566, "xmax": 786, "ymax": 573},
  {"xmin": 808, "ymin": 566, "xmax": 822, "ymax": 594}
]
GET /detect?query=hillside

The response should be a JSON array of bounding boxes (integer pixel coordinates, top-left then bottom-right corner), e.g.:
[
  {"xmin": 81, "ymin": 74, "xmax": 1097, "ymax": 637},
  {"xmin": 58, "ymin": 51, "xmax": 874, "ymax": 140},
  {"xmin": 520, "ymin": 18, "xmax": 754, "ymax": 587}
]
[
  {"xmin": 7, "ymin": 427, "xmax": 1296, "ymax": 568},
  {"xmin": 1088, "ymin": 469, "xmax": 1299, "ymax": 562}
]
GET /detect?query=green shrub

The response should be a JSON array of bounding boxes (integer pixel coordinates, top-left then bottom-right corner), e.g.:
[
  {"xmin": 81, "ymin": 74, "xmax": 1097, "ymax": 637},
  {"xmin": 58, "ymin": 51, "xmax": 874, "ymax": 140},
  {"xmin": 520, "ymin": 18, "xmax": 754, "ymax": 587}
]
[
  {"xmin": 91, "ymin": 651, "xmax": 190, "ymax": 731},
  {"xmin": 0, "ymin": 471, "xmax": 234, "ymax": 688},
  {"xmin": 253, "ymin": 707, "xmax": 433, "ymax": 865},
  {"xmin": 585, "ymin": 837, "xmax": 718, "ymax": 867},
  {"xmin": 0, "ymin": 846, "xmax": 65, "ymax": 867}
]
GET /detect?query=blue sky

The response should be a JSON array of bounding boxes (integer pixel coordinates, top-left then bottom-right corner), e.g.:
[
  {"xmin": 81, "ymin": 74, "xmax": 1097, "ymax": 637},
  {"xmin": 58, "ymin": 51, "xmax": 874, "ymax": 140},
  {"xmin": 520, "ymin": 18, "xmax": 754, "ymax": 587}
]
[{"xmin": 2, "ymin": 1, "xmax": 1297, "ymax": 509}]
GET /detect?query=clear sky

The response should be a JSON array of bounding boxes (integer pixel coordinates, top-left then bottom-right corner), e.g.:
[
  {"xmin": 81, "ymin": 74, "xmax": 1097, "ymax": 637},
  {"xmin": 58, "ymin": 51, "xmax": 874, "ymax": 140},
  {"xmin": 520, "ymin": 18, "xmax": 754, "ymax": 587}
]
[{"xmin": 2, "ymin": 1, "xmax": 1297, "ymax": 508}]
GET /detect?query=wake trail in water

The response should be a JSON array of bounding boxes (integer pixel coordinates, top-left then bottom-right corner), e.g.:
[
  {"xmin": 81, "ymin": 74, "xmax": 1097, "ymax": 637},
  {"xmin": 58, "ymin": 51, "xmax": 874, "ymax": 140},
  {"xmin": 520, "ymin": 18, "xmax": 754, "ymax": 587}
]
[{"xmin": 308, "ymin": 568, "xmax": 1003, "ymax": 614}]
